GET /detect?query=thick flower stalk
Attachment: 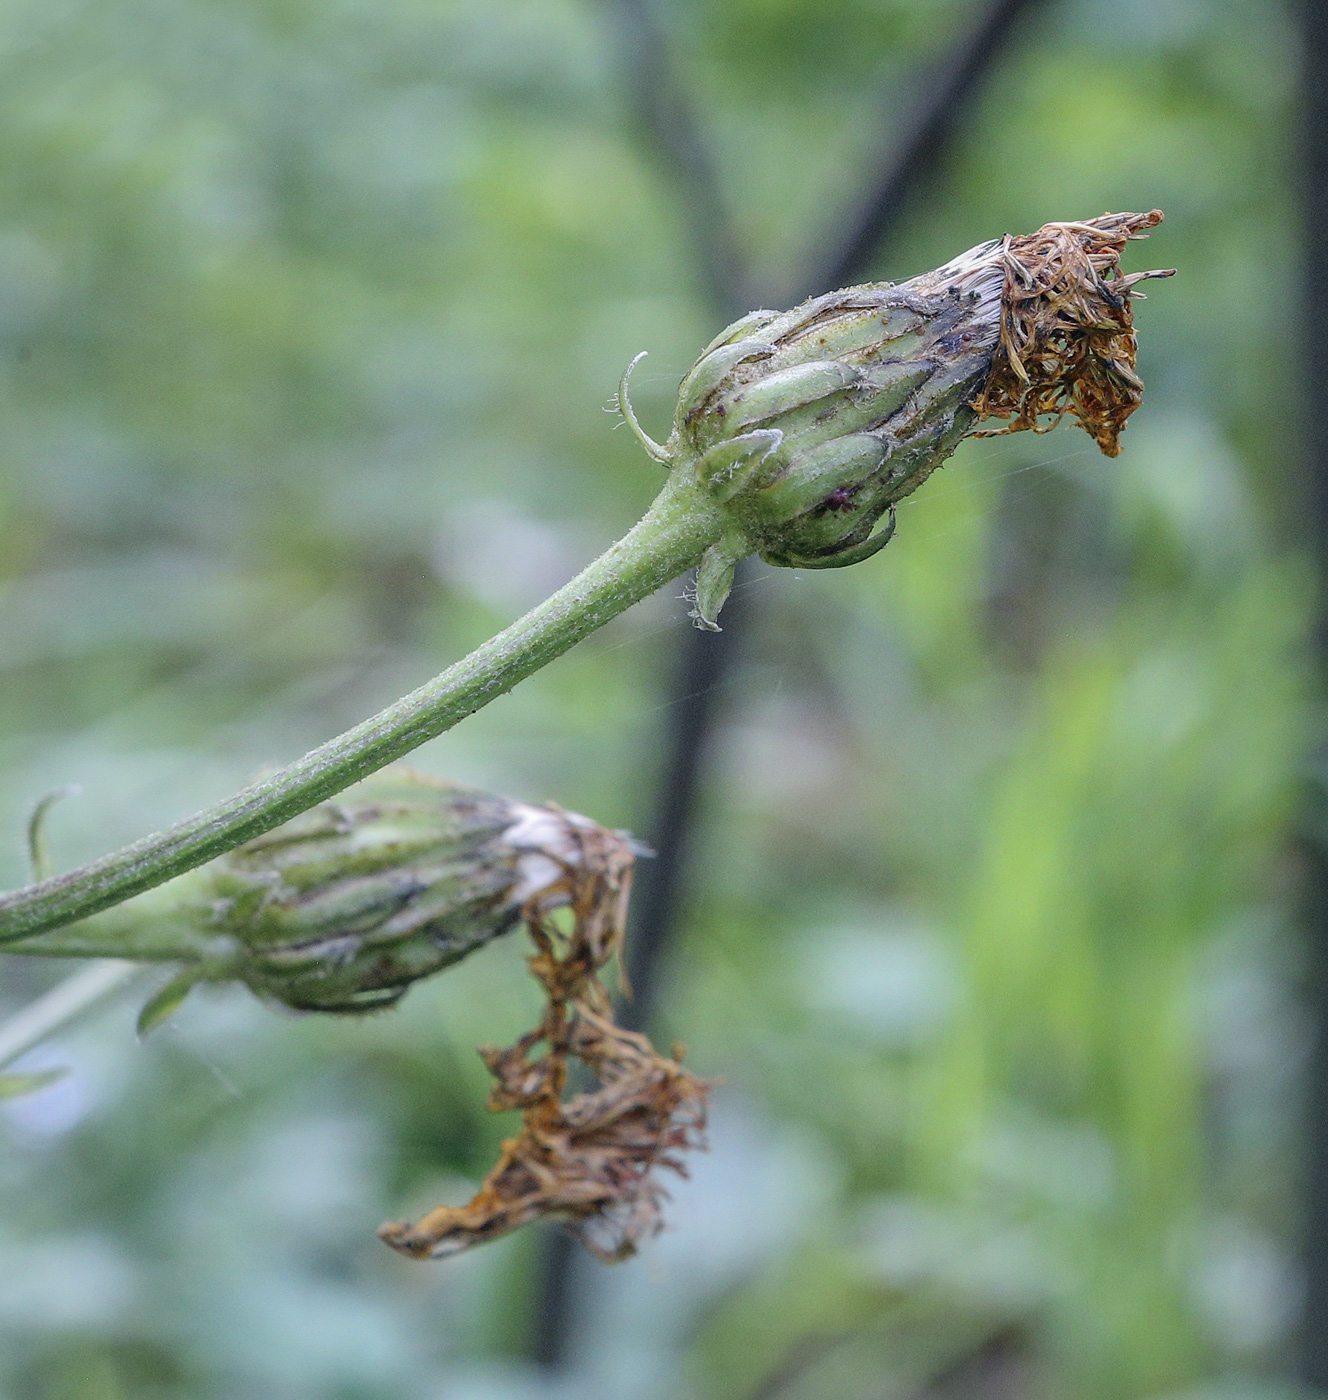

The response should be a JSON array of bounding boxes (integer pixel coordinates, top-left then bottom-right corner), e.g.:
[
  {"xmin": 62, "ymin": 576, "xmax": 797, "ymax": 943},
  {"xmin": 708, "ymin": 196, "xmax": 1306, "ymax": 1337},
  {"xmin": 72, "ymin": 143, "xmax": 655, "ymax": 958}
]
[{"xmin": 0, "ymin": 212, "xmax": 1169, "ymax": 943}]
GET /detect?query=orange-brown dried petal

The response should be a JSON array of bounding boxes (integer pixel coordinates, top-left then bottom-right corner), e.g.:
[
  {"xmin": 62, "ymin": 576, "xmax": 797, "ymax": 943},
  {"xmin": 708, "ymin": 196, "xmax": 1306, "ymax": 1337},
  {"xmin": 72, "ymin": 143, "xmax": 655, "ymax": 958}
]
[
  {"xmin": 970, "ymin": 210, "xmax": 1173, "ymax": 456},
  {"xmin": 378, "ymin": 819, "xmax": 711, "ymax": 1265}
]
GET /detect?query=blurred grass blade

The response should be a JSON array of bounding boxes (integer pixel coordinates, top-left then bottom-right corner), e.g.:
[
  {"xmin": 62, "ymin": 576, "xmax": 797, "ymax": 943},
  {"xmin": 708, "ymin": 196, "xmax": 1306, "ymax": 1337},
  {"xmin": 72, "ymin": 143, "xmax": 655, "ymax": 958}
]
[
  {"xmin": 0, "ymin": 1067, "xmax": 70, "ymax": 1101},
  {"xmin": 0, "ymin": 960, "xmax": 140, "ymax": 1071}
]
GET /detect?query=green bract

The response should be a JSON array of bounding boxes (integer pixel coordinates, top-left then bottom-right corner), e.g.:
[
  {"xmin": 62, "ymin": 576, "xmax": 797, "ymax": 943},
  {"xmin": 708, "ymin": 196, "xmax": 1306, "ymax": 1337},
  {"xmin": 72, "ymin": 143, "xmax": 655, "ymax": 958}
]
[
  {"xmin": 206, "ymin": 771, "xmax": 531, "ymax": 1012},
  {"xmin": 209, "ymin": 771, "xmax": 634, "ymax": 1013}
]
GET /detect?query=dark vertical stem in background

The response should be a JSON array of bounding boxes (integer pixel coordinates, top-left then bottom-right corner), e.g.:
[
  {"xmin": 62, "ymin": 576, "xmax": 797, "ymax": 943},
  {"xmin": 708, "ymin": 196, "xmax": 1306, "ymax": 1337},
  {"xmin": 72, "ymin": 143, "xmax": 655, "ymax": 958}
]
[
  {"xmin": 532, "ymin": 0, "xmax": 1045, "ymax": 1370},
  {"xmin": 1300, "ymin": 0, "xmax": 1328, "ymax": 1388},
  {"xmin": 803, "ymin": 0, "xmax": 1048, "ymax": 299},
  {"xmin": 598, "ymin": 0, "xmax": 747, "ymax": 321},
  {"xmin": 530, "ymin": 0, "xmax": 743, "ymax": 1351},
  {"xmin": 619, "ymin": 577, "xmax": 747, "ymax": 1031}
]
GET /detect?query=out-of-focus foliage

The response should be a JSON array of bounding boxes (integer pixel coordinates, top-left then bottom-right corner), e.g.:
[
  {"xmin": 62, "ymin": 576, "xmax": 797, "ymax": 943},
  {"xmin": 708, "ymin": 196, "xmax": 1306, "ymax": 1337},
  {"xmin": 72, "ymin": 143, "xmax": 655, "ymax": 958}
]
[{"xmin": 0, "ymin": 0, "xmax": 1313, "ymax": 1398}]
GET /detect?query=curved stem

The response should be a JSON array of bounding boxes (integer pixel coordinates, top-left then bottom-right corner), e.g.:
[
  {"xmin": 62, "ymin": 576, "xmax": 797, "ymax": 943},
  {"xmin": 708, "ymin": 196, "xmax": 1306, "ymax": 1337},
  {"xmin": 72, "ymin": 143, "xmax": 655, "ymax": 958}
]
[{"xmin": 0, "ymin": 474, "xmax": 722, "ymax": 944}]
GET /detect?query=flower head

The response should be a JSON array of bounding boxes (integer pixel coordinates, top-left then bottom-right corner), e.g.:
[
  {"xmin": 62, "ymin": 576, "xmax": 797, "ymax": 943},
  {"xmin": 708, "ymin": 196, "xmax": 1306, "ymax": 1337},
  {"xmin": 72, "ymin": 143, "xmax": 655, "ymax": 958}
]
[
  {"xmin": 193, "ymin": 769, "xmax": 638, "ymax": 1015},
  {"xmin": 632, "ymin": 211, "xmax": 1171, "ymax": 626}
]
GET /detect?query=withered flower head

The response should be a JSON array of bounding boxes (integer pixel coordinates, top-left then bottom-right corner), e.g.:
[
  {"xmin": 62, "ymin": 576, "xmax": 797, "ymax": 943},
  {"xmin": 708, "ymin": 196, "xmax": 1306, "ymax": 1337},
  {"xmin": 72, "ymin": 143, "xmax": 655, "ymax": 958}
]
[
  {"xmin": 114, "ymin": 770, "xmax": 708, "ymax": 1258},
  {"xmin": 378, "ymin": 817, "xmax": 710, "ymax": 1263},
  {"xmin": 632, "ymin": 211, "xmax": 1171, "ymax": 626}
]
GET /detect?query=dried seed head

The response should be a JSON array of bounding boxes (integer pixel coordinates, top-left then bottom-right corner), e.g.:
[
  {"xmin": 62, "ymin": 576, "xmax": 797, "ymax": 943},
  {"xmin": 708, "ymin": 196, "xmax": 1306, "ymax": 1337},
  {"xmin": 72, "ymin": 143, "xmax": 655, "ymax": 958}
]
[
  {"xmin": 190, "ymin": 769, "xmax": 632, "ymax": 1015},
  {"xmin": 377, "ymin": 818, "xmax": 710, "ymax": 1263}
]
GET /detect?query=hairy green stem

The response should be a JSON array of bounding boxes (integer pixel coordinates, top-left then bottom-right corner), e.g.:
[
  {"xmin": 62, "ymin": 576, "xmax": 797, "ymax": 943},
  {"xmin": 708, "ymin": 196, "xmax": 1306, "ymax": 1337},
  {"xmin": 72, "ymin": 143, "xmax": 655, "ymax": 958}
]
[
  {"xmin": 0, "ymin": 473, "xmax": 724, "ymax": 944},
  {"xmin": 6, "ymin": 871, "xmax": 225, "ymax": 960}
]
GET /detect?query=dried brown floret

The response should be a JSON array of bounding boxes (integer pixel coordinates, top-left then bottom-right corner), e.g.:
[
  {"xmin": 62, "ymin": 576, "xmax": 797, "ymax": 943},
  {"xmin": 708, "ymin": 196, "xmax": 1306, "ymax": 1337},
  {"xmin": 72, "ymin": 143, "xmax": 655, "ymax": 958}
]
[
  {"xmin": 377, "ymin": 817, "xmax": 710, "ymax": 1263},
  {"xmin": 970, "ymin": 210, "xmax": 1175, "ymax": 456}
]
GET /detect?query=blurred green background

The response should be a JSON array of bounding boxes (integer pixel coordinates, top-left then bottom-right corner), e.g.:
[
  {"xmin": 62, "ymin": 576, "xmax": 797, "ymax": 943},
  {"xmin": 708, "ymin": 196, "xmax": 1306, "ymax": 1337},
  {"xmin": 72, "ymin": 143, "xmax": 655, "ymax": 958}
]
[{"xmin": 0, "ymin": 0, "xmax": 1316, "ymax": 1396}]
